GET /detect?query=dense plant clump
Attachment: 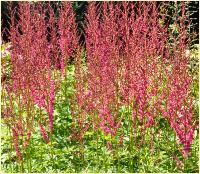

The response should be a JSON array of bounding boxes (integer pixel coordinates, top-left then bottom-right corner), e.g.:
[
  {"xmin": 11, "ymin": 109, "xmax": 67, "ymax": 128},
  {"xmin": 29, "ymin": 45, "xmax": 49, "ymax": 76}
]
[{"xmin": 1, "ymin": 1, "xmax": 199, "ymax": 173}]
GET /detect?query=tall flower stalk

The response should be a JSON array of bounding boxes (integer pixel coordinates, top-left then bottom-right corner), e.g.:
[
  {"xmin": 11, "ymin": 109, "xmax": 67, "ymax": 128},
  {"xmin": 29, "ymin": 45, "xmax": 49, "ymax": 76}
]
[
  {"xmin": 3, "ymin": 2, "xmax": 57, "ymax": 167},
  {"xmin": 1, "ymin": 1, "xmax": 198, "ymax": 172}
]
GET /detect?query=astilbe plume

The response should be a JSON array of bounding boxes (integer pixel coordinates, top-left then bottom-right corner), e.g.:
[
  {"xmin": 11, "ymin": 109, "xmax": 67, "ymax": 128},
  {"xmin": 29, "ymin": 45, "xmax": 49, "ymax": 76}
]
[
  {"xmin": 85, "ymin": 2, "xmax": 124, "ymax": 138},
  {"xmin": 5, "ymin": 2, "xmax": 38, "ymax": 159},
  {"xmin": 71, "ymin": 47, "xmax": 92, "ymax": 142},
  {"xmin": 2, "ymin": 0, "xmax": 198, "ymax": 163},
  {"xmin": 5, "ymin": 2, "xmax": 57, "ymax": 156},
  {"xmin": 160, "ymin": 3, "xmax": 198, "ymax": 158},
  {"xmin": 117, "ymin": 2, "xmax": 167, "ymax": 130},
  {"xmin": 85, "ymin": 2, "xmax": 166, "ymax": 140},
  {"xmin": 58, "ymin": 1, "xmax": 78, "ymax": 75},
  {"xmin": 83, "ymin": 2, "xmax": 101, "ymax": 132},
  {"xmin": 46, "ymin": 3, "xmax": 61, "ymax": 71},
  {"xmin": 20, "ymin": 2, "xmax": 56, "ymax": 134},
  {"xmin": 57, "ymin": 2, "xmax": 88, "ymax": 142},
  {"xmin": 126, "ymin": 2, "xmax": 197, "ymax": 156},
  {"xmin": 38, "ymin": 121, "xmax": 49, "ymax": 143},
  {"xmin": 12, "ymin": 128, "xmax": 23, "ymax": 160},
  {"xmin": 84, "ymin": 1, "xmax": 197, "ymax": 156}
]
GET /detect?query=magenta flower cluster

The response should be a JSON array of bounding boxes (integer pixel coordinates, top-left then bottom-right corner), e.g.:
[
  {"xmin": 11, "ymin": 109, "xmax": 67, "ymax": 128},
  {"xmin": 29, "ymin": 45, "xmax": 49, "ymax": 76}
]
[{"xmin": 2, "ymin": 1, "xmax": 197, "ymax": 162}]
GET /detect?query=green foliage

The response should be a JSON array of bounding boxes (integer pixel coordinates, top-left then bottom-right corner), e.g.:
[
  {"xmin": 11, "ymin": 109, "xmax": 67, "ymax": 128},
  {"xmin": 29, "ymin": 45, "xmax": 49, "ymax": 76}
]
[{"xmin": 1, "ymin": 62, "xmax": 199, "ymax": 173}]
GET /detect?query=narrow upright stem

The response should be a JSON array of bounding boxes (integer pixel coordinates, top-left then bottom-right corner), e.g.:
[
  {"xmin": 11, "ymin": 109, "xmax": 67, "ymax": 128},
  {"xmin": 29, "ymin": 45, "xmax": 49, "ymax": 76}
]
[
  {"xmin": 96, "ymin": 129, "xmax": 99, "ymax": 169},
  {"xmin": 50, "ymin": 133, "xmax": 55, "ymax": 171},
  {"xmin": 116, "ymin": 139, "xmax": 120, "ymax": 172},
  {"xmin": 103, "ymin": 138, "xmax": 107, "ymax": 172},
  {"xmin": 129, "ymin": 107, "xmax": 133, "ymax": 172},
  {"xmin": 8, "ymin": 127, "xmax": 14, "ymax": 173},
  {"xmin": 80, "ymin": 138, "xmax": 85, "ymax": 168}
]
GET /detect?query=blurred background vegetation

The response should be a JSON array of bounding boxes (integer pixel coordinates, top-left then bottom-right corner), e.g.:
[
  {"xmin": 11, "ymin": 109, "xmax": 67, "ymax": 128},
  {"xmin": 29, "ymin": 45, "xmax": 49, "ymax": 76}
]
[{"xmin": 1, "ymin": 1, "xmax": 199, "ymax": 45}]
